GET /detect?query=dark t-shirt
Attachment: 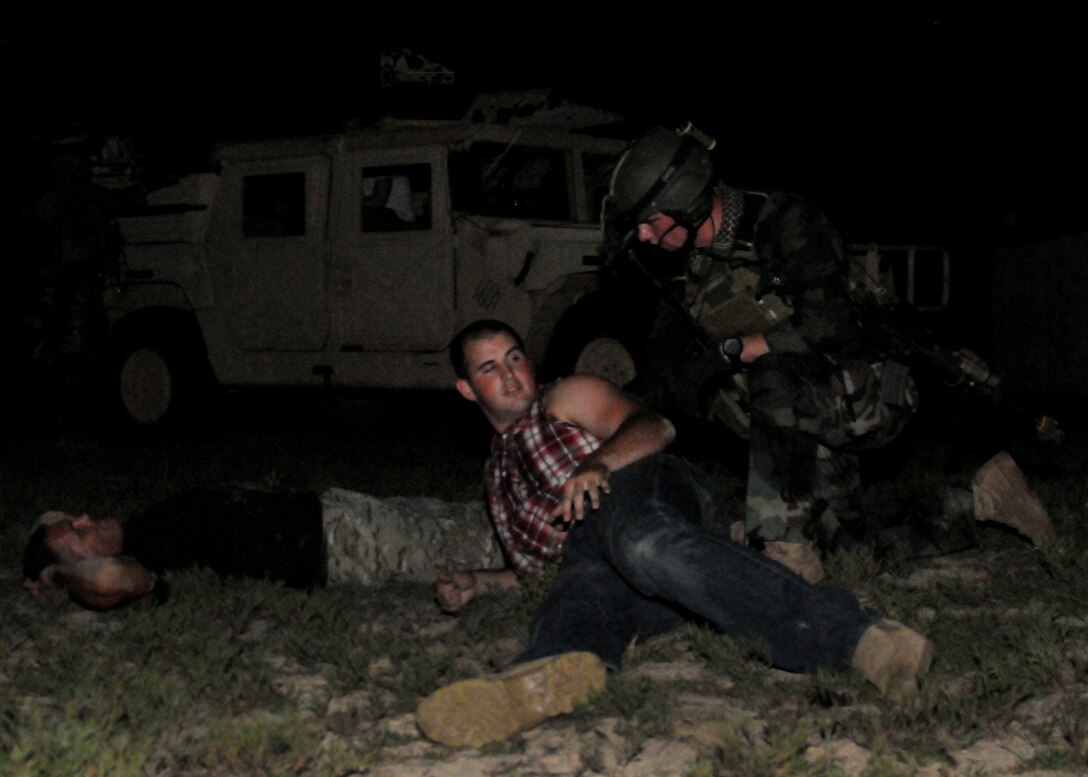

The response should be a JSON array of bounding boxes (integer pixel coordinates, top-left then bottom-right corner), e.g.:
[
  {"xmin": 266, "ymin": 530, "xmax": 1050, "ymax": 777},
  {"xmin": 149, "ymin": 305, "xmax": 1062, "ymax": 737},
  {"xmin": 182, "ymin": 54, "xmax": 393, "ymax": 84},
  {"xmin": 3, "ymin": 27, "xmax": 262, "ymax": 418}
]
[{"xmin": 122, "ymin": 488, "xmax": 326, "ymax": 588}]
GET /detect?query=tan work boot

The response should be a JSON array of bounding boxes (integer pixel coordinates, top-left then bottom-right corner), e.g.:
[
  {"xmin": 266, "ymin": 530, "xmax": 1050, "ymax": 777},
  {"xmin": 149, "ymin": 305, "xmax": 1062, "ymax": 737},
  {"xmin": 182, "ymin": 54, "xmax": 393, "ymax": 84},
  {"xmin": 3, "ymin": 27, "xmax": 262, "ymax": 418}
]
[
  {"xmin": 763, "ymin": 541, "xmax": 825, "ymax": 584},
  {"xmin": 972, "ymin": 451, "xmax": 1055, "ymax": 547},
  {"xmin": 416, "ymin": 651, "xmax": 606, "ymax": 748},
  {"xmin": 851, "ymin": 618, "xmax": 935, "ymax": 699}
]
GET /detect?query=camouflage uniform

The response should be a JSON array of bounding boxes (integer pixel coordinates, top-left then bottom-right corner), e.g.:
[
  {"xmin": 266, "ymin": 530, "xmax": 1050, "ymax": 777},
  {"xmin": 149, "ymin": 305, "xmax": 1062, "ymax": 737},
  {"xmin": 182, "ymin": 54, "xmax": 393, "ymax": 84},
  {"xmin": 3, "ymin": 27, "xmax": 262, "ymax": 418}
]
[
  {"xmin": 321, "ymin": 488, "xmax": 504, "ymax": 586},
  {"xmin": 692, "ymin": 189, "xmax": 918, "ymax": 550},
  {"xmin": 94, "ymin": 487, "xmax": 503, "ymax": 590}
]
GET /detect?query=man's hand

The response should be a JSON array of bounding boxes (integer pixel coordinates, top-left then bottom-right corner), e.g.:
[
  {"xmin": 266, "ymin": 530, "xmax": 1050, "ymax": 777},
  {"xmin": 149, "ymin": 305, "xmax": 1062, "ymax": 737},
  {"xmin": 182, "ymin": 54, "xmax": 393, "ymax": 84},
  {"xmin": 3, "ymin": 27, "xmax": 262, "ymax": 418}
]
[
  {"xmin": 739, "ymin": 333, "xmax": 770, "ymax": 363},
  {"xmin": 35, "ymin": 556, "xmax": 157, "ymax": 610},
  {"xmin": 551, "ymin": 461, "xmax": 611, "ymax": 525},
  {"xmin": 543, "ymin": 375, "xmax": 676, "ymax": 527},
  {"xmin": 433, "ymin": 570, "xmax": 479, "ymax": 614},
  {"xmin": 23, "ymin": 569, "xmax": 65, "ymax": 599},
  {"xmin": 433, "ymin": 569, "xmax": 521, "ymax": 614}
]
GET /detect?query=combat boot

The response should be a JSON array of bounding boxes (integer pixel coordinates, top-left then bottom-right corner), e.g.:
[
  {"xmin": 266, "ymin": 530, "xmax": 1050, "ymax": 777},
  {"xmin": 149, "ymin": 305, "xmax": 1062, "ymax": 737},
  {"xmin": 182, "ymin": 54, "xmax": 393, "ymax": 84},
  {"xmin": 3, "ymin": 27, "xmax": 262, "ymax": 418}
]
[
  {"xmin": 415, "ymin": 651, "xmax": 606, "ymax": 748},
  {"xmin": 972, "ymin": 451, "xmax": 1055, "ymax": 547},
  {"xmin": 763, "ymin": 541, "xmax": 825, "ymax": 584},
  {"xmin": 851, "ymin": 618, "xmax": 935, "ymax": 699}
]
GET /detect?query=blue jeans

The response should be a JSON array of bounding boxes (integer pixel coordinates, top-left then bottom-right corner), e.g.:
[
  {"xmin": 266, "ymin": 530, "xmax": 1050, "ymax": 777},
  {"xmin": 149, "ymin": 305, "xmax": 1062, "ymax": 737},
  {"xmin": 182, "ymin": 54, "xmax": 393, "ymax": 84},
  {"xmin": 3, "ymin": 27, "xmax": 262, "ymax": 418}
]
[{"xmin": 517, "ymin": 454, "xmax": 876, "ymax": 672}]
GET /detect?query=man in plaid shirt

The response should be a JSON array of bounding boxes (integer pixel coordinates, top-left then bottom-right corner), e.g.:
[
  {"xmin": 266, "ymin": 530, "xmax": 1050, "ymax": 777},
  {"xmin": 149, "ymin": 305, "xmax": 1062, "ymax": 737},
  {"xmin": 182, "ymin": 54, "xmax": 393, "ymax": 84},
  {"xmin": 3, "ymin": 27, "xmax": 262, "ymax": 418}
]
[{"xmin": 418, "ymin": 319, "xmax": 935, "ymax": 749}]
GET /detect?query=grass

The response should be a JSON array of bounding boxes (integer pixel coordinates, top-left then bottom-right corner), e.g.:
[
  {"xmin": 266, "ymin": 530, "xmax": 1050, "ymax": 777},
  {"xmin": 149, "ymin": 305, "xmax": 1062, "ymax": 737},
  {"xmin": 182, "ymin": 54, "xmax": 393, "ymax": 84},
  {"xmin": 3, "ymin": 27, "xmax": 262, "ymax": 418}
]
[{"xmin": 2, "ymin": 388, "xmax": 1087, "ymax": 775}]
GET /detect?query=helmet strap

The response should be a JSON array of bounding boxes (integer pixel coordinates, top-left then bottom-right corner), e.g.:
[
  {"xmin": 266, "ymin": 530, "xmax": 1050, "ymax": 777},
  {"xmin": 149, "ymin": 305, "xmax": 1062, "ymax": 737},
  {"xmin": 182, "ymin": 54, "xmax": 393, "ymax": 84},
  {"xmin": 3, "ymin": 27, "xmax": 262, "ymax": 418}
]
[{"xmin": 660, "ymin": 209, "xmax": 709, "ymax": 253}]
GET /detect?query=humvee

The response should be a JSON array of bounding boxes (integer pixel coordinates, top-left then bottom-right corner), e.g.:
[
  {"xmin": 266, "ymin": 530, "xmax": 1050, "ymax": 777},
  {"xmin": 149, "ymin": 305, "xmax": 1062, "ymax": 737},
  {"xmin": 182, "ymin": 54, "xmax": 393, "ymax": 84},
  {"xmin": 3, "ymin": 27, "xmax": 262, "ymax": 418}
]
[
  {"xmin": 103, "ymin": 110, "xmax": 951, "ymax": 435},
  {"xmin": 104, "ymin": 116, "xmax": 633, "ymax": 425}
]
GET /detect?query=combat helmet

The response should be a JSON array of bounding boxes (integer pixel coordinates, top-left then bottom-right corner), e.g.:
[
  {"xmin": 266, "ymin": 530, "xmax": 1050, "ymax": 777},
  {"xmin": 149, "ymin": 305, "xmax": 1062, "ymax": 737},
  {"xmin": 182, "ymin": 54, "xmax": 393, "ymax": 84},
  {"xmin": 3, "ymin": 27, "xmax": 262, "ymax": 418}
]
[{"xmin": 601, "ymin": 125, "xmax": 717, "ymax": 255}]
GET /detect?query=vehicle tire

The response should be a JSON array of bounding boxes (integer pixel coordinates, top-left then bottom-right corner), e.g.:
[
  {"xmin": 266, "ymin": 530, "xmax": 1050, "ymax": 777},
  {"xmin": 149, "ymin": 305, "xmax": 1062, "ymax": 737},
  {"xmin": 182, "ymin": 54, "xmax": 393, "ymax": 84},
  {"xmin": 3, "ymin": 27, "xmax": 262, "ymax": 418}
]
[
  {"xmin": 572, "ymin": 336, "xmax": 638, "ymax": 387},
  {"xmin": 538, "ymin": 301, "xmax": 648, "ymax": 388},
  {"xmin": 105, "ymin": 314, "xmax": 212, "ymax": 429}
]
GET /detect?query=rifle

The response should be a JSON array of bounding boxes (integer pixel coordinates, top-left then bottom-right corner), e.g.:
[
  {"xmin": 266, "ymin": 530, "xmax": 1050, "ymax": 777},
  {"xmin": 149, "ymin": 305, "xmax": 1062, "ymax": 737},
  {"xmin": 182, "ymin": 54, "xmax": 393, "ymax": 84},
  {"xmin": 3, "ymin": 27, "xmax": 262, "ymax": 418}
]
[
  {"xmin": 852, "ymin": 302, "xmax": 1063, "ymax": 444},
  {"xmin": 600, "ymin": 232, "xmax": 1064, "ymax": 445}
]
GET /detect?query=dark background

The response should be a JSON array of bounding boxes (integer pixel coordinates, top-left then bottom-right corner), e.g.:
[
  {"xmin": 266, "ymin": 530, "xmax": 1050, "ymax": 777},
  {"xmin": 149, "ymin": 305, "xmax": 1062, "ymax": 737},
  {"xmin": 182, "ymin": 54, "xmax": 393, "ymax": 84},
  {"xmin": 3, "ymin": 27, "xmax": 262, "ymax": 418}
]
[
  {"xmin": 7, "ymin": 8, "xmax": 1084, "ymax": 242},
  {"xmin": 4, "ymin": 7, "xmax": 1086, "ymax": 432}
]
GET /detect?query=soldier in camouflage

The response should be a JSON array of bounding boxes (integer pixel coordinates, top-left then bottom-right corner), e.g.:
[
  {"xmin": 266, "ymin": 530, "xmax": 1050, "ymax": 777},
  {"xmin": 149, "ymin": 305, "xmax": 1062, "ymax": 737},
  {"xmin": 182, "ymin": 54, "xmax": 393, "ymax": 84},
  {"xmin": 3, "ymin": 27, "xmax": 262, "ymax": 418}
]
[
  {"xmin": 602, "ymin": 126, "xmax": 1053, "ymax": 582},
  {"xmin": 22, "ymin": 487, "xmax": 502, "ymax": 610}
]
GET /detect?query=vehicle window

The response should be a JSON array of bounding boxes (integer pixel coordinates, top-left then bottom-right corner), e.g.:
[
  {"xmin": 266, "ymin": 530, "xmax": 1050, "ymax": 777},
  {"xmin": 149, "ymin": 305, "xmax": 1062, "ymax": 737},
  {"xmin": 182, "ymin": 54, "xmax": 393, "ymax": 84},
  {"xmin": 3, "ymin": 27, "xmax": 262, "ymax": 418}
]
[
  {"xmin": 243, "ymin": 172, "xmax": 305, "ymax": 237},
  {"xmin": 449, "ymin": 142, "xmax": 570, "ymax": 220},
  {"xmin": 361, "ymin": 164, "xmax": 432, "ymax": 232},
  {"xmin": 879, "ymin": 249, "xmax": 910, "ymax": 302}
]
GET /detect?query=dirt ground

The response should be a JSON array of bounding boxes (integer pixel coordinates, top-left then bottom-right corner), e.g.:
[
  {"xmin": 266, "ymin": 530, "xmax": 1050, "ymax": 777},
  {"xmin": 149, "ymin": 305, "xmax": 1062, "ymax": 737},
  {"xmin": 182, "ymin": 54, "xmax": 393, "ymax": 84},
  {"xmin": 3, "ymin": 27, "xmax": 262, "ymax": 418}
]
[
  {"xmin": 6, "ymin": 544, "xmax": 1085, "ymax": 776},
  {"xmin": 3, "ymin": 390, "xmax": 1086, "ymax": 776}
]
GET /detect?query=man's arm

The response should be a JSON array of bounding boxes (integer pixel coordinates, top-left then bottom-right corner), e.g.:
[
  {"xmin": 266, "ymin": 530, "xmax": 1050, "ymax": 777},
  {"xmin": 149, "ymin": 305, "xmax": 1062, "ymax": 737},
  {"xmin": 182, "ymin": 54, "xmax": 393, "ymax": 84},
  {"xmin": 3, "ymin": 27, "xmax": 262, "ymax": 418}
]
[
  {"xmin": 433, "ymin": 568, "xmax": 520, "ymax": 614},
  {"xmin": 28, "ymin": 556, "xmax": 158, "ymax": 610},
  {"xmin": 545, "ymin": 374, "xmax": 676, "ymax": 523},
  {"xmin": 432, "ymin": 376, "xmax": 670, "ymax": 611},
  {"xmin": 756, "ymin": 193, "xmax": 854, "ymax": 354}
]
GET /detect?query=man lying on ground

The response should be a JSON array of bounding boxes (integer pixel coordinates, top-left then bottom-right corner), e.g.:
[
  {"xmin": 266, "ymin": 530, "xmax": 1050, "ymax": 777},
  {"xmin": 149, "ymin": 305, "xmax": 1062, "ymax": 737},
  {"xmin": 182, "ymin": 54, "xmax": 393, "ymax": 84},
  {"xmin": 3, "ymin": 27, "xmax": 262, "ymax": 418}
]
[
  {"xmin": 22, "ymin": 487, "xmax": 502, "ymax": 610},
  {"xmin": 415, "ymin": 319, "xmax": 936, "ymax": 749}
]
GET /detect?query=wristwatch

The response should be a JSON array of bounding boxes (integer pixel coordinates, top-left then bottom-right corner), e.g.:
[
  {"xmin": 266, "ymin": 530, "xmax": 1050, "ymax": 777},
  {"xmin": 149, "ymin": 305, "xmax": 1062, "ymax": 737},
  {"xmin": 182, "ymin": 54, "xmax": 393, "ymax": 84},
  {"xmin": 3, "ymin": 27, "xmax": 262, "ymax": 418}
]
[{"xmin": 719, "ymin": 337, "xmax": 743, "ymax": 369}]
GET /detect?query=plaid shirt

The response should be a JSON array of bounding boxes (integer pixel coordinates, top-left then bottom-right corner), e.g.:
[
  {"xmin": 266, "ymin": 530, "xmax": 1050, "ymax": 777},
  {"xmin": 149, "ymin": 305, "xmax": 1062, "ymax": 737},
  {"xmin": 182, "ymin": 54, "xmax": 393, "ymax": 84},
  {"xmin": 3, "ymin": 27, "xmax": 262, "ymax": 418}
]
[{"xmin": 486, "ymin": 386, "xmax": 602, "ymax": 575}]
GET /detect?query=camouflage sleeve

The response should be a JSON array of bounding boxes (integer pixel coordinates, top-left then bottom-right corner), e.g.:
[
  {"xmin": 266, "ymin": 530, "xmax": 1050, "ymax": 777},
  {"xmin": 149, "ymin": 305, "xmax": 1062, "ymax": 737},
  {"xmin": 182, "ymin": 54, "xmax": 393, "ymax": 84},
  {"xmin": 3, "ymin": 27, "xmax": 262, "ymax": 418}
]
[
  {"xmin": 756, "ymin": 193, "xmax": 854, "ymax": 356},
  {"xmin": 320, "ymin": 489, "xmax": 505, "ymax": 587}
]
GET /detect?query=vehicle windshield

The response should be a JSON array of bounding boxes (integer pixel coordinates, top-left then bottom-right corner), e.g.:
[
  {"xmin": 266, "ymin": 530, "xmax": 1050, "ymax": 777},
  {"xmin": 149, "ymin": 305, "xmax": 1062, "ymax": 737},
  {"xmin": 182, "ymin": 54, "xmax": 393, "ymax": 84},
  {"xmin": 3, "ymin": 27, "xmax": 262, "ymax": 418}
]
[{"xmin": 449, "ymin": 141, "xmax": 571, "ymax": 221}]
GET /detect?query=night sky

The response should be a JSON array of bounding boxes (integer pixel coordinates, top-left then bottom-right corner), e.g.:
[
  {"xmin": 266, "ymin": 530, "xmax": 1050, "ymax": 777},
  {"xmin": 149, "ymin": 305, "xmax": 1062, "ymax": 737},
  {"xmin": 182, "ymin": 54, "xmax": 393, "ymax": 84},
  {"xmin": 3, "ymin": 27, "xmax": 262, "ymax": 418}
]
[
  {"xmin": 5, "ymin": 8, "xmax": 1086, "ymax": 246},
  {"xmin": 3, "ymin": 7, "xmax": 1087, "ymax": 417}
]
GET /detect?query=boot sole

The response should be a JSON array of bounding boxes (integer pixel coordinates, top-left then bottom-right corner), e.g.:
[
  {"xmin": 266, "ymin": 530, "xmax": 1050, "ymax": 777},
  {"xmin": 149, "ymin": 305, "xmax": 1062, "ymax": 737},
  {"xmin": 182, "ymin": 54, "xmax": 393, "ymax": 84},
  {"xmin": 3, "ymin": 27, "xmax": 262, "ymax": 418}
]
[{"xmin": 416, "ymin": 651, "xmax": 606, "ymax": 748}]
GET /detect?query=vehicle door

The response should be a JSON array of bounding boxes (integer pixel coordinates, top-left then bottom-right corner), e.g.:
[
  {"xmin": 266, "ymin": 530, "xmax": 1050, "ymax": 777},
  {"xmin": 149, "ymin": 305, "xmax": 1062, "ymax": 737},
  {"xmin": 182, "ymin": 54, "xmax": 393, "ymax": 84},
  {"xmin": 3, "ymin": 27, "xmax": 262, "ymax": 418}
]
[
  {"xmin": 208, "ymin": 155, "xmax": 331, "ymax": 351},
  {"xmin": 333, "ymin": 149, "xmax": 452, "ymax": 350}
]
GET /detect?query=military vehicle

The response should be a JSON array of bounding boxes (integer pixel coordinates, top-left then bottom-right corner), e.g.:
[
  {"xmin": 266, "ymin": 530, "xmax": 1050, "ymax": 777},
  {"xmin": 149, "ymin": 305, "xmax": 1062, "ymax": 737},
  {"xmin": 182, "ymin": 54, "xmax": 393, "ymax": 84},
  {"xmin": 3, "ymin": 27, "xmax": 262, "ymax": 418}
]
[
  {"xmin": 103, "ymin": 111, "xmax": 633, "ymax": 425},
  {"xmin": 101, "ymin": 104, "xmax": 954, "ymax": 437}
]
